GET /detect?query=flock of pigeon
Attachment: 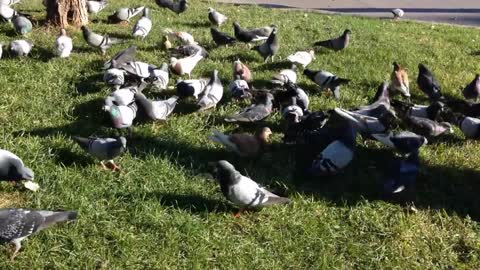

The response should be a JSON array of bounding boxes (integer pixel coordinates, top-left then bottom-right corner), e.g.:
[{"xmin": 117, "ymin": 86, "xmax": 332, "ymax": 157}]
[{"xmin": 0, "ymin": 0, "xmax": 479, "ymax": 261}]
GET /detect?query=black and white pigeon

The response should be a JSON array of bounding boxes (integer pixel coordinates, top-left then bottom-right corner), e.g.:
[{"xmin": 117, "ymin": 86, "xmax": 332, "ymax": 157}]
[
  {"xmin": 0, "ymin": 149, "xmax": 39, "ymax": 191},
  {"xmin": 282, "ymin": 80, "xmax": 309, "ymax": 111},
  {"xmin": 303, "ymin": 69, "xmax": 350, "ymax": 99},
  {"xmin": 384, "ymin": 150, "xmax": 419, "ymax": 194},
  {"xmin": 225, "ymin": 93, "xmax": 274, "ymax": 123},
  {"xmin": 208, "ymin": 7, "xmax": 227, "ymax": 26},
  {"xmin": 228, "ymin": 79, "xmax": 251, "ymax": 99},
  {"xmin": 197, "ymin": 70, "xmax": 224, "ymax": 111},
  {"xmin": 406, "ymin": 115, "xmax": 453, "ymax": 137},
  {"xmin": 155, "ymin": 0, "xmax": 188, "ymax": 14},
  {"xmin": 103, "ymin": 45, "xmax": 137, "ymax": 70},
  {"xmin": 103, "ymin": 68, "xmax": 125, "ymax": 89},
  {"xmin": 210, "ymin": 28, "xmax": 236, "ymax": 47},
  {"xmin": 87, "ymin": 0, "xmax": 108, "ymax": 15},
  {"xmin": 81, "ymin": 26, "xmax": 123, "ymax": 55},
  {"xmin": 282, "ymin": 97, "xmax": 304, "ymax": 124},
  {"xmin": 0, "ymin": 0, "xmax": 21, "ymax": 6},
  {"xmin": 210, "ymin": 160, "xmax": 291, "ymax": 217},
  {"xmin": 0, "ymin": 209, "xmax": 77, "ymax": 261},
  {"xmin": 73, "ymin": 136, "xmax": 127, "ymax": 170},
  {"xmin": 372, "ymin": 131, "xmax": 427, "ymax": 154},
  {"xmin": 10, "ymin": 39, "xmax": 33, "ymax": 56},
  {"xmin": 176, "ymin": 79, "xmax": 208, "ymax": 99},
  {"xmin": 392, "ymin": 99, "xmax": 445, "ymax": 121},
  {"xmin": 417, "ymin": 63, "xmax": 443, "ymax": 101},
  {"xmin": 0, "ymin": 4, "xmax": 17, "ymax": 21},
  {"xmin": 233, "ymin": 22, "xmax": 273, "ymax": 43},
  {"xmin": 451, "ymin": 114, "xmax": 480, "ymax": 139},
  {"xmin": 314, "ymin": 29, "xmax": 351, "ymax": 52},
  {"xmin": 132, "ymin": 8, "xmax": 152, "ymax": 40},
  {"xmin": 251, "ymin": 27, "xmax": 279, "ymax": 62},
  {"xmin": 463, "ymin": 74, "xmax": 480, "ymax": 101},
  {"xmin": 103, "ymin": 98, "xmax": 137, "ymax": 131},
  {"xmin": 55, "ymin": 28, "xmax": 73, "ymax": 58},
  {"xmin": 334, "ymin": 108, "xmax": 396, "ymax": 135},
  {"xmin": 134, "ymin": 92, "xmax": 178, "ymax": 121},
  {"xmin": 108, "ymin": 6, "xmax": 144, "ymax": 24}
]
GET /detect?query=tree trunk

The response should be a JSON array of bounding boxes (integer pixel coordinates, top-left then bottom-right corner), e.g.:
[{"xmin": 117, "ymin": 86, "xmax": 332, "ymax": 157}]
[{"xmin": 46, "ymin": 0, "xmax": 88, "ymax": 28}]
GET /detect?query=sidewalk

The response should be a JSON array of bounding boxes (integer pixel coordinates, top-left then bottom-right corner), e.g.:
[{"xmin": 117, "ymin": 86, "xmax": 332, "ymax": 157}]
[{"xmin": 219, "ymin": 0, "xmax": 480, "ymax": 26}]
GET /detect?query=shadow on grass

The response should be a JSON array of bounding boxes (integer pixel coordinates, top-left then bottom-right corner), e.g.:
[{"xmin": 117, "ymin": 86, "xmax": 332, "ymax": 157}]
[{"xmin": 178, "ymin": 21, "xmax": 212, "ymax": 28}]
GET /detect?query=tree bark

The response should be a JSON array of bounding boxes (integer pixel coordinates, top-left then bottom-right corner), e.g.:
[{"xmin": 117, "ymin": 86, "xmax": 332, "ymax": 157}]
[{"xmin": 46, "ymin": 0, "xmax": 88, "ymax": 28}]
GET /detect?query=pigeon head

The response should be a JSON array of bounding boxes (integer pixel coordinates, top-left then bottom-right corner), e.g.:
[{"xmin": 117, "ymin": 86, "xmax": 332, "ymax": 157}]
[
  {"xmin": 19, "ymin": 166, "xmax": 34, "ymax": 180},
  {"xmin": 210, "ymin": 160, "xmax": 239, "ymax": 185},
  {"xmin": 208, "ymin": 7, "xmax": 214, "ymax": 12},
  {"xmin": 418, "ymin": 63, "xmax": 428, "ymax": 73},
  {"xmin": 60, "ymin": 28, "xmax": 67, "ymax": 36},
  {"xmin": 233, "ymin": 22, "xmax": 241, "ymax": 33},
  {"xmin": 343, "ymin": 29, "xmax": 352, "ymax": 36}
]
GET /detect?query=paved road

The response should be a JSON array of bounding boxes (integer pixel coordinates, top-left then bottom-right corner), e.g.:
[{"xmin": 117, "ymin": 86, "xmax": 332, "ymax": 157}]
[{"xmin": 219, "ymin": 0, "xmax": 480, "ymax": 26}]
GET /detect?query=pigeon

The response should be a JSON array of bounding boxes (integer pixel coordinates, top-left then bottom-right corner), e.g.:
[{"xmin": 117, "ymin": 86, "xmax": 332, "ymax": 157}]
[
  {"xmin": 132, "ymin": 8, "xmax": 152, "ymax": 40},
  {"xmin": 119, "ymin": 61, "xmax": 155, "ymax": 81},
  {"xmin": 287, "ymin": 50, "xmax": 315, "ymax": 68},
  {"xmin": 233, "ymin": 22, "xmax": 273, "ymax": 43},
  {"xmin": 282, "ymin": 98, "xmax": 304, "ymax": 124},
  {"xmin": 108, "ymin": 6, "xmax": 144, "ymax": 24},
  {"xmin": 103, "ymin": 68, "xmax": 125, "ymax": 89},
  {"xmin": 225, "ymin": 93, "xmax": 274, "ymax": 122},
  {"xmin": 170, "ymin": 51, "xmax": 204, "ymax": 78},
  {"xmin": 54, "ymin": 28, "xmax": 73, "ymax": 58},
  {"xmin": 284, "ymin": 80, "xmax": 309, "ymax": 111},
  {"xmin": 417, "ymin": 63, "xmax": 443, "ymax": 101},
  {"xmin": 283, "ymin": 110, "xmax": 329, "ymax": 145},
  {"xmin": 197, "ymin": 70, "xmax": 223, "ymax": 111},
  {"xmin": 209, "ymin": 127, "xmax": 272, "ymax": 157},
  {"xmin": 334, "ymin": 108, "xmax": 396, "ymax": 135},
  {"xmin": 251, "ymin": 27, "xmax": 279, "ymax": 62},
  {"xmin": 87, "ymin": 0, "xmax": 108, "ymax": 14},
  {"xmin": 10, "ymin": 39, "xmax": 33, "ymax": 56},
  {"xmin": 103, "ymin": 99, "xmax": 137, "ymax": 131},
  {"xmin": 107, "ymin": 85, "xmax": 138, "ymax": 106},
  {"xmin": 163, "ymin": 35, "xmax": 172, "ymax": 49},
  {"xmin": 372, "ymin": 131, "xmax": 427, "ymax": 154},
  {"xmin": 462, "ymin": 74, "xmax": 480, "ymax": 101},
  {"xmin": 210, "ymin": 28, "xmax": 236, "ymax": 47},
  {"xmin": 406, "ymin": 115, "xmax": 453, "ymax": 137},
  {"xmin": 228, "ymin": 79, "xmax": 251, "ymax": 99},
  {"xmin": 233, "ymin": 59, "xmax": 252, "ymax": 82},
  {"xmin": 314, "ymin": 29, "xmax": 351, "ymax": 52},
  {"xmin": 389, "ymin": 62, "xmax": 410, "ymax": 100},
  {"xmin": 0, "ymin": 149, "xmax": 38, "ymax": 192},
  {"xmin": 208, "ymin": 7, "xmax": 227, "ymax": 26},
  {"xmin": 168, "ymin": 44, "xmax": 208, "ymax": 58},
  {"xmin": 176, "ymin": 79, "xmax": 208, "ymax": 99},
  {"xmin": 0, "ymin": 4, "xmax": 17, "ymax": 21},
  {"xmin": 150, "ymin": 63, "xmax": 170, "ymax": 91},
  {"xmin": 0, "ymin": 209, "xmax": 77, "ymax": 261},
  {"xmin": 134, "ymin": 92, "xmax": 178, "ymax": 121},
  {"xmin": 308, "ymin": 116, "xmax": 357, "ymax": 175},
  {"xmin": 353, "ymin": 82, "xmax": 391, "ymax": 118},
  {"xmin": 384, "ymin": 150, "xmax": 419, "ymax": 194},
  {"xmin": 271, "ymin": 65, "xmax": 297, "ymax": 85},
  {"xmin": 303, "ymin": 69, "xmax": 350, "ymax": 99},
  {"xmin": 12, "ymin": 14, "xmax": 32, "ymax": 35},
  {"xmin": 445, "ymin": 99, "xmax": 480, "ymax": 117},
  {"xmin": 451, "ymin": 114, "xmax": 480, "ymax": 139},
  {"xmin": 0, "ymin": 0, "xmax": 21, "ymax": 6},
  {"xmin": 209, "ymin": 160, "xmax": 290, "ymax": 217},
  {"xmin": 103, "ymin": 45, "xmax": 137, "ymax": 70},
  {"xmin": 81, "ymin": 26, "xmax": 123, "ymax": 55},
  {"xmin": 392, "ymin": 99, "xmax": 445, "ymax": 121},
  {"xmin": 155, "ymin": 0, "xmax": 188, "ymax": 15},
  {"xmin": 391, "ymin": 8, "xmax": 405, "ymax": 19},
  {"xmin": 73, "ymin": 136, "xmax": 127, "ymax": 170},
  {"xmin": 0, "ymin": 43, "xmax": 3, "ymax": 59},
  {"xmin": 164, "ymin": 29, "xmax": 197, "ymax": 45}
]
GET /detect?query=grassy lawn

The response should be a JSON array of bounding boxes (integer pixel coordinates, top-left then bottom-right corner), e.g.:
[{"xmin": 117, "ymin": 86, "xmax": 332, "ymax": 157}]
[{"xmin": 1, "ymin": 0, "xmax": 480, "ymax": 269}]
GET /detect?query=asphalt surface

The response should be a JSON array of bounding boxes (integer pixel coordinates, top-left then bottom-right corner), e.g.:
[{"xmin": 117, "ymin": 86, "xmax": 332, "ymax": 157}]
[{"xmin": 219, "ymin": 0, "xmax": 480, "ymax": 26}]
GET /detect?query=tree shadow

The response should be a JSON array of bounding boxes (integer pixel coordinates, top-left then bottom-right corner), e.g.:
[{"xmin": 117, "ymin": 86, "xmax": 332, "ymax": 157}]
[
  {"xmin": 178, "ymin": 21, "xmax": 212, "ymax": 28},
  {"xmin": 254, "ymin": 60, "xmax": 292, "ymax": 72},
  {"xmin": 73, "ymin": 73, "xmax": 104, "ymax": 96},
  {"xmin": 31, "ymin": 46, "xmax": 55, "ymax": 62}
]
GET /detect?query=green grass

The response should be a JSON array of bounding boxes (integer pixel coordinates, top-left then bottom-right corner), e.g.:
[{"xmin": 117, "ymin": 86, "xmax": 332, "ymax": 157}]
[{"xmin": 1, "ymin": 0, "xmax": 480, "ymax": 269}]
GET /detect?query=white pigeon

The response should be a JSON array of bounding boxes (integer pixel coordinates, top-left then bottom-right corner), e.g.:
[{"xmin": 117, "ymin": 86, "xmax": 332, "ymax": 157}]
[
  {"xmin": 170, "ymin": 52, "xmax": 204, "ymax": 78},
  {"xmin": 392, "ymin": 8, "xmax": 405, "ymax": 19},
  {"xmin": 87, "ymin": 0, "xmax": 108, "ymax": 14},
  {"xmin": 108, "ymin": 87, "xmax": 137, "ymax": 106},
  {"xmin": 198, "ymin": 70, "xmax": 223, "ymax": 111},
  {"xmin": 10, "ymin": 39, "xmax": 33, "ymax": 56},
  {"xmin": 164, "ymin": 29, "xmax": 197, "ymax": 45},
  {"xmin": 0, "ymin": 149, "xmax": 39, "ymax": 192},
  {"xmin": 208, "ymin": 7, "xmax": 228, "ymax": 26},
  {"xmin": 287, "ymin": 50, "xmax": 315, "ymax": 68},
  {"xmin": 271, "ymin": 65, "xmax": 298, "ymax": 85},
  {"xmin": 0, "ymin": 0, "xmax": 21, "ymax": 6},
  {"xmin": 0, "ymin": 3, "xmax": 16, "ymax": 21},
  {"xmin": 55, "ymin": 28, "xmax": 73, "ymax": 58},
  {"xmin": 132, "ymin": 7, "xmax": 152, "ymax": 39},
  {"xmin": 176, "ymin": 79, "xmax": 208, "ymax": 99}
]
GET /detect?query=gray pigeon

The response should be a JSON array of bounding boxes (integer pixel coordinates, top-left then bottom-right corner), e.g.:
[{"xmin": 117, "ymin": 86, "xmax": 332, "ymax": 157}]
[
  {"xmin": 134, "ymin": 92, "xmax": 178, "ymax": 121},
  {"xmin": 303, "ymin": 69, "xmax": 350, "ymax": 99},
  {"xmin": 108, "ymin": 6, "xmax": 144, "ymax": 23},
  {"xmin": 228, "ymin": 79, "xmax": 251, "ymax": 99},
  {"xmin": 86, "ymin": 0, "xmax": 108, "ymax": 14},
  {"xmin": 176, "ymin": 79, "xmax": 208, "ymax": 99},
  {"xmin": 417, "ymin": 63, "xmax": 443, "ymax": 101},
  {"xmin": 81, "ymin": 26, "xmax": 123, "ymax": 55},
  {"xmin": 334, "ymin": 108, "xmax": 396, "ymax": 135},
  {"xmin": 10, "ymin": 39, "xmax": 33, "ymax": 56},
  {"xmin": 208, "ymin": 7, "xmax": 227, "ymax": 26},
  {"xmin": 372, "ymin": 131, "xmax": 427, "ymax": 154},
  {"xmin": 0, "ymin": 149, "xmax": 38, "ymax": 191},
  {"xmin": 168, "ymin": 44, "xmax": 209, "ymax": 58},
  {"xmin": 406, "ymin": 115, "xmax": 453, "ymax": 137},
  {"xmin": 104, "ymin": 45, "xmax": 137, "ymax": 70},
  {"xmin": 73, "ymin": 136, "xmax": 127, "ymax": 170},
  {"xmin": 12, "ymin": 14, "xmax": 32, "ymax": 35},
  {"xmin": 391, "ymin": 99, "xmax": 445, "ymax": 121},
  {"xmin": 463, "ymin": 74, "xmax": 480, "ymax": 101},
  {"xmin": 353, "ymin": 82, "xmax": 391, "ymax": 118},
  {"xmin": 107, "ymin": 86, "xmax": 138, "ymax": 106},
  {"xmin": 0, "ymin": 209, "xmax": 77, "ymax": 261},
  {"xmin": 132, "ymin": 8, "xmax": 152, "ymax": 39},
  {"xmin": 197, "ymin": 70, "xmax": 224, "ymax": 111},
  {"xmin": 104, "ymin": 68, "xmax": 125, "ymax": 89},
  {"xmin": 155, "ymin": 0, "xmax": 188, "ymax": 14},
  {"xmin": 452, "ymin": 114, "xmax": 480, "ymax": 139},
  {"xmin": 233, "ymin": 22, "xmax": 273, "ymax": 43},
  {"xmin": 314, "ymin": 29, "xmax": 351, "ymax": 52},
  {"xmin": 150, "ymin": 63, "xmax": 170, "ymax": 91},
  {"xmin": 210, "ymin": 160, "xmax": 290, "ymax": 217},
  {"xmin": 225, "ymin": 93, "xmax": 274, "ymax": 123},
  {"xmin": 210, "ymin": 28, "xmax": 236, "ymax": 47},
  {"xmin": 251, "ymin": 27, "xmax": 279, "ymax": 62}
]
